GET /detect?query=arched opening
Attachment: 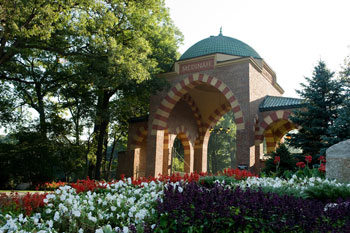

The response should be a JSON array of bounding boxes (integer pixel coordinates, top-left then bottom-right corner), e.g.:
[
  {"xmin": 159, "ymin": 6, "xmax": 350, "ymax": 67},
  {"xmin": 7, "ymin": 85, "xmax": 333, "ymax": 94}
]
[
  {"xmin": 263, "ymin": 119, "xmax": 298, "ymax": 154},
  {"xmin": 170, "ymin": 133, "xmax": 192, "ymax": 174},
  {"xmin": 207, "ymin": 111, "xmax": 237, "ymax": 174},
  {"xmin": 171, "ymin": 137, "xmax": 184, "ymax": 173}
]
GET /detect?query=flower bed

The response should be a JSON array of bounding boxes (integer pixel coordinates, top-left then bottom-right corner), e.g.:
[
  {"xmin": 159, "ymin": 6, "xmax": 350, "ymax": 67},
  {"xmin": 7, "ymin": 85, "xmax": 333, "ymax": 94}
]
[{"xmin": 1, "ymin": 169, "xmax": 350, "ymax": 232}]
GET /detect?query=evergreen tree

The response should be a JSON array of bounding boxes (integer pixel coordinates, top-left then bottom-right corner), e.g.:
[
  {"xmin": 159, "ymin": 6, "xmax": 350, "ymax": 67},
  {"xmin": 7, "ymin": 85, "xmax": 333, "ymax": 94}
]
[
  {"xmin": 263, "ymin": 143, "xmax": 296, "ymax": 177},
  {"xmin": 287, "ymin": 61, "xmax": 344, "ymax": 158},
  {"xmin": 325, "ymin": 55, "xmax": 350, "ymax": 146}
]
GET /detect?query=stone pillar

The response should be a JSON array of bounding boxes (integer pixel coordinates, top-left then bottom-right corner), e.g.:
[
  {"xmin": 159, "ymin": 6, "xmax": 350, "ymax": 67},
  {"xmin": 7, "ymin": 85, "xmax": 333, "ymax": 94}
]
[
  {"xmin": 326, "ymin": 139, "xmax": 350, "ymax": 183},
  {"xmin": 146, "ymin": 130, "xmax": 164, "ymax": 177}
]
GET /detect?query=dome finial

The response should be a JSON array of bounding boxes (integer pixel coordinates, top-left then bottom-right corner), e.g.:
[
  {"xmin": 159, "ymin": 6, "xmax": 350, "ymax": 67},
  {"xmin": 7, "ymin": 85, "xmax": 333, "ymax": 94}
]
[{"xmin": 219, "ymin": 27, "xmax": 223, "ymax": 36}]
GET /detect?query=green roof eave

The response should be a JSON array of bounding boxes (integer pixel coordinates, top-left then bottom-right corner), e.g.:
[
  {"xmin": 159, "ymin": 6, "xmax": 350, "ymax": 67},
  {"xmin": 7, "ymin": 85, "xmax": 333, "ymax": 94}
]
[{"xmin": 259, "ymin": 96, "xmax": 306, "ymax": 112}]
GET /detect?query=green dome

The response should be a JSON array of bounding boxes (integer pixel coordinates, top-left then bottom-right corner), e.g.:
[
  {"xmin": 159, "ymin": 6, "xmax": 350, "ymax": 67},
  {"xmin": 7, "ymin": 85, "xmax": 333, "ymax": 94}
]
[{"xmin": 179, "ymin": 34, "xmax": 261, "ymax": 61}]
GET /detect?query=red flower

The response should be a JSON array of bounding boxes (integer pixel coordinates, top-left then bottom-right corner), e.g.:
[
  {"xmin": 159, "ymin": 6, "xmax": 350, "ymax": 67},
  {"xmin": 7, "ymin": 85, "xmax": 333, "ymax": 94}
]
[
  {"xmin": 274, "ymin": 156, "xmax": 280, "ymax": 164},
  {"xmin": 296, "ymin": 162, "xmax": 305, "ymax": 168},
  {"xmin": 319, "ymin": 163, "xmax": 326, "ymax": 173},
  {"xmin": 305, "ymin": 155, "xmax": 312, "ymax": 164},
  {"xmin": 318, "ymin": 156, "xmax": 326, "ymax": 163}
]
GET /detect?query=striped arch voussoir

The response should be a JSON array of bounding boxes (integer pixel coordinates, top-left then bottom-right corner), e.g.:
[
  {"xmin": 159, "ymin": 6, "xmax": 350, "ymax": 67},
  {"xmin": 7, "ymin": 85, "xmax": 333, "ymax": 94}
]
[
  {"xmin": 151, "ymin": 73, "xmax": 245, "ymax": 135},
  {"xmin": 174, "ymin": 127, "xmax": 191, "ymax": 155},
  {"xmin": 174, "ymin": 125, "xmax": 192, "ymax": 142},
  {"xmin": 131, "ymin": 126, "xmax": 148, "ymax": 149},
  {"xmin": 181, "ymin": 94, "xmax": 202, "ymax": 138},
  {"xmin": 256, "ymin": 110, "xmax": 293, "ymax": 144}
]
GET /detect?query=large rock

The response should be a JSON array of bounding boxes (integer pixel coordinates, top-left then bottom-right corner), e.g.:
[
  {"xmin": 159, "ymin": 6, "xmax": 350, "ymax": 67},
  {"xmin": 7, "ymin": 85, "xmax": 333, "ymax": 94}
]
[{"xmin": 326, "ymin": 139, "xmax": 350, "ymax": 183}]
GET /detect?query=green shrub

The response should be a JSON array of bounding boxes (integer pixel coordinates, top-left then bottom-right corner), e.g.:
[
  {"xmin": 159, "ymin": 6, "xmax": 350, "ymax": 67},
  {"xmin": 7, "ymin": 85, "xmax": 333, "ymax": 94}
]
[{"xmin": 304, "ymin": 183, "xmax": 350, "ymax": 202}]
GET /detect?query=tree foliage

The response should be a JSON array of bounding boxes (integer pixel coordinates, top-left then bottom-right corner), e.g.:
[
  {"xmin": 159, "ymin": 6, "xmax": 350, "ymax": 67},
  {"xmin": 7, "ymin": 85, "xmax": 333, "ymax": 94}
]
[
  {"xmin": 324, "ymin": 55, "xmax": 350, "ymax": 146},
  {"xmin": 287, "ymin": 61, "xmax": 344, "ymax": 158},
  {"xmin": 207, "ymin": 111, "xmax": 237, "ymax": 174},
  {"xmin": 0, "ymin": 0, "xmax": 182, "ymax": 185}
]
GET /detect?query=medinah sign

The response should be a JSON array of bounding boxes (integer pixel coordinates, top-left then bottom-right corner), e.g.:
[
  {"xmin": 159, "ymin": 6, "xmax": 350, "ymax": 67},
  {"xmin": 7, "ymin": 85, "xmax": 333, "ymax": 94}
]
[{"xmin": 116, "ymin": 32, "xmax": 304, "ymax": 178}]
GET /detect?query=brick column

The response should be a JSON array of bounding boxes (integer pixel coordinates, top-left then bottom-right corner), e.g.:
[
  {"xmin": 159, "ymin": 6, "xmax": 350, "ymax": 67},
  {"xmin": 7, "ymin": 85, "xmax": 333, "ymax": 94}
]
[
  {"xmin": 235, "ymin": 130, "xmax": 251, "ymax": 169},
  {"xmin": 193, "ymin": 131, "xmax": 210, "ymax": 172},
  {"xmin": 146, "ymin": 130, "xmax": 164, "ymax": 177}
]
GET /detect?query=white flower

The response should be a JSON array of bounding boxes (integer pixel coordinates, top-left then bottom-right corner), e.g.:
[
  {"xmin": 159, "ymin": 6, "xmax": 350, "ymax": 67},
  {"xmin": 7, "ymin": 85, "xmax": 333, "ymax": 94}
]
[
  {"xmin": 129, "ymin": 206, "xmax": 136, "ymax": 213},
  {"xmin": 47, "ymin": 220, "xmax": 53, "ymax": 228},
  {"xmin": 78, "ymin": 228, "xmax": 84, "ymax": 233},
  {"xmin": 72, "ymin": 210, "xmax": 81, "ymax": 217},
  {"xmin": 60, "ymin": 195, "xmax": 66, "ymax": 201},
  {"xmin": 111, "ymin": 206, "xmax": 116, "ymax": 212},
  {"xmin": 123, "ymin": 226, "xmax": 129, "ymax": 233},
  {"xmin": 88, "ymin": 212, "xmax": 97, "ymax": 223},
  {"xmin": 95, "ymin": 228, "xmax": 103, "ymax": 233},
  {"xmin": 178, "ymin": 187, "xmax": 183, "ymax": 193},
  {"xmin": 54, "ymin": 212, "xmax": 60, "ymax": 222},
  {"xmin": 46, "ymin": 209, "xmax": 52, "ymax": 214}
]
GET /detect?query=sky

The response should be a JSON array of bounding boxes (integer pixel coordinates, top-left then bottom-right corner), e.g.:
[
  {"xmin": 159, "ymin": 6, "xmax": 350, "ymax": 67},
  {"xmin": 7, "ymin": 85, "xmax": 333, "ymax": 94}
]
[{"xmin": 165, "ymin": 0, "xmax": 350, "ymax": 98}]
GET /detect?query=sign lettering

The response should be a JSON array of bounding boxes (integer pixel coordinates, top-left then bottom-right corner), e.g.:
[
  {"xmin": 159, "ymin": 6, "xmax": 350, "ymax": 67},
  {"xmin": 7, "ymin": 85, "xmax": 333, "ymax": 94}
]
[{"xmin": 179, "ymin": 58, "xmax": 214, "ymax": 74}]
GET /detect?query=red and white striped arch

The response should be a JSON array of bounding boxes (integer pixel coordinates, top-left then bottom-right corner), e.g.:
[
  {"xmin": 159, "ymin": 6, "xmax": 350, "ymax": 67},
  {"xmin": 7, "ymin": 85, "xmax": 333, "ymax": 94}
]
[
  {"xmin": 130, "ymin": 126, "xmax": 148, "ymax": 149},
  {"xmin": 181, "ymin": 94, "xmax": 203, "ymax": 136},
  {"xmin": 255, "ymin": 110, "xmax": 298, "ymax": 152},
  {"xmin": 173, "ymin": 125, "xmax": 193, "ymax": 173},
  {"xmin": 151, "ymin": 73, "xmax": 245, "ymax": 135},
  {"xmin": 255, "ymin": 110, "xmax": 293, "ymax": 143}
]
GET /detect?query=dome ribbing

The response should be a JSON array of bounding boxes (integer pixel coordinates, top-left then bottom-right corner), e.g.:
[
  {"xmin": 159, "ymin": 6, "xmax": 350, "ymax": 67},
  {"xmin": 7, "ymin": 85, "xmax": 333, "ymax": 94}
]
[{"xmin": 179, "ymin": 34, "xmax": 261, "ymax": 61}]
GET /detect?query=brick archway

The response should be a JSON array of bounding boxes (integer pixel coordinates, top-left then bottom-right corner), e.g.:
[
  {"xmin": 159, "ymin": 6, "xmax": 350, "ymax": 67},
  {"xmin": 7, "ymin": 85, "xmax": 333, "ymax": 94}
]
[{"xmin": 151, "ymin": 73, "xmax": 245, "ymax": 134}]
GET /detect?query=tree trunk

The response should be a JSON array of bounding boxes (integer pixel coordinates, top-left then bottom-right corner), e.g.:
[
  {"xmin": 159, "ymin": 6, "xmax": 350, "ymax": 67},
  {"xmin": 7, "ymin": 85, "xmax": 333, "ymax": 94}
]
[
  {"xmin": 93, "ymin": 90, "xmax": 112, "ymax": 180},
  {"xmin": 106, "ymin": 134, "xmax": 119, "ymax": 180},
  {"xmin": 34, "ymin": 82, "xmax": 47, "ymax": 138},
  {"xmin": 102, "ymin": 127, "xmax": 109, "ymax": 178}
]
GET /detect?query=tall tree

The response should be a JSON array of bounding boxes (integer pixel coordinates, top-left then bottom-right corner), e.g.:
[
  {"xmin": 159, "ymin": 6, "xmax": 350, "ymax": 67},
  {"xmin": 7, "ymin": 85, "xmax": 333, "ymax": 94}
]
[
  {"xmin": 0, "ymin": 0, "xmax": 182, "ymax": 181},
  {"xmin": 324, "ymin": 55, "xmax": 350, "ymax": 146},
  {"xmin": 68, "ymin": 0, "xmax": 182, "ymax": 179},
  {"xmin": 207, "ymin": 111, "xmax": 237, "ymax": 174},
  {"xmin": 287, "ymin": 61, "xmax": 344, "ymax": 158}
]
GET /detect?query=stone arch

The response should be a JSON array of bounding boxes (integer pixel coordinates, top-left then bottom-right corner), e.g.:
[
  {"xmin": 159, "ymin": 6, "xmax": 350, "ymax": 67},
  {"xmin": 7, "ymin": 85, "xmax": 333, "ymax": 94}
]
[
  {"xmin": 197, "ymin": 103, "xmax": 231, "ymax": 146},
  {"xmin": 257, "ymin": 110, "xmax": 298, "ymax": 153},
  {"xmin": 260, "ymin": 111, "xmax": 292, "ymax": 133},
  {"xmin": 151, "ymin": 73, "xmax": 245, "ymax": 134},
  {"xmin": 170, "ymin": 125, "xmax": 194, "ymax": 173},
  {"xmin": 131, "ymin": 126, "xmax": 148, "ymax": 149}
]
